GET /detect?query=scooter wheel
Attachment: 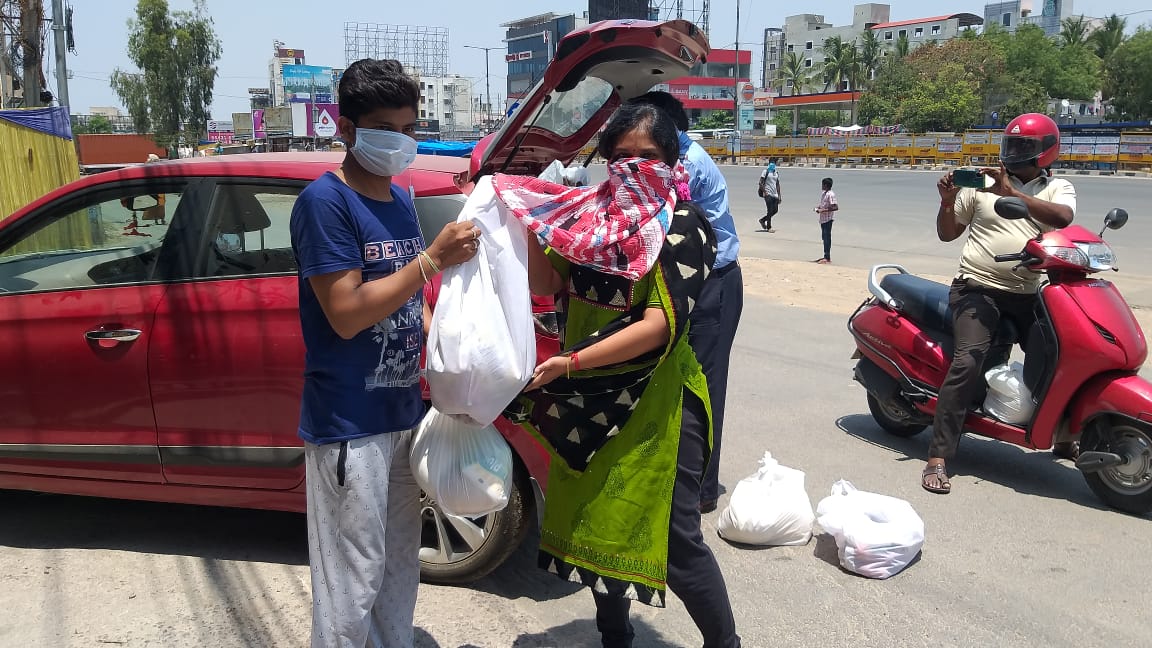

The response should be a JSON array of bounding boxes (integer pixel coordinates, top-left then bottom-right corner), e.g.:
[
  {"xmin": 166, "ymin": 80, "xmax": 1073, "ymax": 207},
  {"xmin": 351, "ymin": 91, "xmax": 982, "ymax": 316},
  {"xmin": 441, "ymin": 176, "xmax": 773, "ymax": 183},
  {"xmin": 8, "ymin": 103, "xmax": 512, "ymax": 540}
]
[
  {"xmin": 1082, "ymin": 420, "xmax": 1152, "ymax": 515},
  {"xmin": 867, "ymin": 393, "xmax": 927, "ymax": 438}
]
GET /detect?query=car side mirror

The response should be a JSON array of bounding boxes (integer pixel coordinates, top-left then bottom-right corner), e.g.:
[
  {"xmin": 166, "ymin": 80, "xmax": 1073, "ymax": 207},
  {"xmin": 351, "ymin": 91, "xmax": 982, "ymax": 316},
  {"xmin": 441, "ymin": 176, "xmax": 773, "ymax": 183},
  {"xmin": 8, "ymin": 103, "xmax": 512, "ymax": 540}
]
[
  {"xmin": 1104, "ymin": 208, "xmax": 1128, "ymax": 231},
  {"xmin": 993, "ymin": 196, "xmax": 1029, "ymax": 220}
]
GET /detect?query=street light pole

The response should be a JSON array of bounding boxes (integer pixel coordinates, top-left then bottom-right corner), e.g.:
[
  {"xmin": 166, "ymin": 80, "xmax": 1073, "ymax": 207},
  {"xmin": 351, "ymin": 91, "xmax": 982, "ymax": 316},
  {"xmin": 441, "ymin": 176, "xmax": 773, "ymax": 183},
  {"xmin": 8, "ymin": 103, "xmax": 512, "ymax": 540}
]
[
  {"xmin": 732, "ymin": 0, "xmax": 741, "ymax": 162},
  {"xmin": 464, "ymin": 45, "xmax": 498, "ymax": 131}
]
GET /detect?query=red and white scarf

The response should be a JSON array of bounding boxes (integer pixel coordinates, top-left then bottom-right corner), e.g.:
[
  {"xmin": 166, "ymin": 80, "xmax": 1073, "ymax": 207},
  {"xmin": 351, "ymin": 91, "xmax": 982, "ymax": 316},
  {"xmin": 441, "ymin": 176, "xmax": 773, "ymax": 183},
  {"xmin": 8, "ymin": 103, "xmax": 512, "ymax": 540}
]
[{"xmin": 491, "ymin": 158, "xmax": 692, "ymax": 280}]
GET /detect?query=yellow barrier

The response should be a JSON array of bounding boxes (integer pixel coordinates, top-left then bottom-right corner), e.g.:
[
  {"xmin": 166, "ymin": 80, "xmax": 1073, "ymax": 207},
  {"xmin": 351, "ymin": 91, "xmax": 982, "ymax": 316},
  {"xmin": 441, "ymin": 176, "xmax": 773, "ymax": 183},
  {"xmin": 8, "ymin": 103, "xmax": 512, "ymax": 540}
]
[
  {"xmin": 577, "ymin": 131, "xmax": 1152, "ymax": 168},
  {"xmin": 0, "ymin": 114, "xmax": 81, "ymax": 221}
]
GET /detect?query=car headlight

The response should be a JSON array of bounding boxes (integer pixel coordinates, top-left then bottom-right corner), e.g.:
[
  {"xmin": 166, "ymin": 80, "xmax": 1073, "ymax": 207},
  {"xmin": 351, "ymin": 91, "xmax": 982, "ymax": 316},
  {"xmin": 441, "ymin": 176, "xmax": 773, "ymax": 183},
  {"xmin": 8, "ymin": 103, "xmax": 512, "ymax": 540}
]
[{"xmin": 1075, "ymin": 241, "xmax": 1117, "ymax": 271}]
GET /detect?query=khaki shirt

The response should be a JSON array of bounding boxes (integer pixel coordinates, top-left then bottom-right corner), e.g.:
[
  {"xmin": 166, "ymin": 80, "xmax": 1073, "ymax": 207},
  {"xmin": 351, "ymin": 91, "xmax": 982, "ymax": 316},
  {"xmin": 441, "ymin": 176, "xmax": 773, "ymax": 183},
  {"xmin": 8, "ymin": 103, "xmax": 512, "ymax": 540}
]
[{"xmin": 953, "ymin": 174, "xmax": 1076, "ymax": 293}]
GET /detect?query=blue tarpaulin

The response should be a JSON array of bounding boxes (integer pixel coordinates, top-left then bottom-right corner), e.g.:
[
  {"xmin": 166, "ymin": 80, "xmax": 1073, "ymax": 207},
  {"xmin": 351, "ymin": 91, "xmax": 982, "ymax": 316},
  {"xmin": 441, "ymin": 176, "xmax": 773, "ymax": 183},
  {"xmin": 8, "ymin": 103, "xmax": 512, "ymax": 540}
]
[
  {"xmin": 417, "ymin": 140, "xmax": 475, "ymax": 157},
  {"xmin": 0, "ymin": 106, "xmax": 73, "ymax": 140}
]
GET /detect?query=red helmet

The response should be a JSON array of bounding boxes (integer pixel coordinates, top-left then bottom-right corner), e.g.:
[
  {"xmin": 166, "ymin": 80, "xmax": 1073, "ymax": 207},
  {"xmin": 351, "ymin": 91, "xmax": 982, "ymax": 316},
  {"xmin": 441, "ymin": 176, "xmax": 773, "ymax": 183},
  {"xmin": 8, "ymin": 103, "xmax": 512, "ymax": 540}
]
[{"xmin": 1001, "ymin": 113, "xmax": 1060, "ymax": 168}]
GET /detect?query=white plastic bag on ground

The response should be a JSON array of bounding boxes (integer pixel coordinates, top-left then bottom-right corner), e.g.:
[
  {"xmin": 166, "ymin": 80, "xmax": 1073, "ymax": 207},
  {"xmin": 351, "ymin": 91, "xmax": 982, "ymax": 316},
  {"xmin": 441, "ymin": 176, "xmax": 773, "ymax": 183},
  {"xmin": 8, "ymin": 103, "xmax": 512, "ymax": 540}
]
[
  {"xmin": 425, "ymin": 176, "xmax": 535, "ymax": 425},
  {"xmin": 717, "ymin": 451, "xmax": 814, "ymax": 546},
  {"xmin": 983, "ymin": 362, "xmax": 1034, "ymax": 424},
  {"xmin": 410, "ymin": 405, "xmax": 513, "ymax": 518},
  {"xmin": 815, "ymin": 480, "xmax": 925, "ymax": 579}
]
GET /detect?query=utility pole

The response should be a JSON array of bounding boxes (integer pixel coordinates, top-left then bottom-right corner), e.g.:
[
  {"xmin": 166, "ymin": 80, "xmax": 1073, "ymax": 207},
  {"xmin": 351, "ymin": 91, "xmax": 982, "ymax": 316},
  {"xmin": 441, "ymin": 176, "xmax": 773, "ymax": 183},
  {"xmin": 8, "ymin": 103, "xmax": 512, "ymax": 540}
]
[
  {"xmin": 19, "ymin": 0, "xmax": 44, "ymax": 107},
  {"xmin": 732, "ymin": 0, "xmax": 740, "ymax": 162},
  {"xmin": 50, "ymin": 0, "xmax": 66, "ymax": 108},
  {"xmin": 464, "ymin": 44, "xmax": 498, "ymax": 132}
]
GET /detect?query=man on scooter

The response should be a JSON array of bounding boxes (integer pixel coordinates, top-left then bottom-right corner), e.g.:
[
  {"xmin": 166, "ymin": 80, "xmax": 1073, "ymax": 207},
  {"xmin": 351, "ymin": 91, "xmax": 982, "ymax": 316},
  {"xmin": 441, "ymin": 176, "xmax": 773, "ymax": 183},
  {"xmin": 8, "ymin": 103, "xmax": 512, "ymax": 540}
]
[{"xmin": 924, "ymin": 113, "xmax": 1076, "ymax": 494}]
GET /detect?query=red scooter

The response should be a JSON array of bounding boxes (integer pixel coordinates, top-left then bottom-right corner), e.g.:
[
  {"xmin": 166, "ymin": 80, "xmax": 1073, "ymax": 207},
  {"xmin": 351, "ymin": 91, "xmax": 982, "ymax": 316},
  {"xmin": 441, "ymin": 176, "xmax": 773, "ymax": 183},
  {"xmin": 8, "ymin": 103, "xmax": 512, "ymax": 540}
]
[{"xmin": 849, "ymin": 196, "xmax": 1152, "ymax": 514}]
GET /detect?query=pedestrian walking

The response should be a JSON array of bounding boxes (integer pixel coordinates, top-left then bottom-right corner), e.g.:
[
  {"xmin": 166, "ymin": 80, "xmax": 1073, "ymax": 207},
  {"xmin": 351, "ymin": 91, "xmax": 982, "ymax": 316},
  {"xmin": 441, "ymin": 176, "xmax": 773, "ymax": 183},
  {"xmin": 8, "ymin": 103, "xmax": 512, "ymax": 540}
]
[
  {"xmin": 288, "ymin": 58, "xmax": 479, "ymax": 648},
  {"xmin": 813, "ymin": 177, "xmax": 838, "ymax": 264},
  {"xmin": 758, "ymin": 161, "xmax": 781, "ymax": 232}
]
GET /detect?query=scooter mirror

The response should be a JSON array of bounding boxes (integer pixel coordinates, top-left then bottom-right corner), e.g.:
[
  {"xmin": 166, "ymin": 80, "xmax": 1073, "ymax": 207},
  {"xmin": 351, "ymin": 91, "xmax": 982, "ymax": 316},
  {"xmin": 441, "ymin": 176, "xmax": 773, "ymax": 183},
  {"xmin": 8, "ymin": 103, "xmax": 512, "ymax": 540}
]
[
  {"xmin": 993, "ymin": 196, "xmax": 1029, "ymax": 220},
  {"xmin": 1104, "ymin": 208, "xmax": 1128, "ymax": 231}
]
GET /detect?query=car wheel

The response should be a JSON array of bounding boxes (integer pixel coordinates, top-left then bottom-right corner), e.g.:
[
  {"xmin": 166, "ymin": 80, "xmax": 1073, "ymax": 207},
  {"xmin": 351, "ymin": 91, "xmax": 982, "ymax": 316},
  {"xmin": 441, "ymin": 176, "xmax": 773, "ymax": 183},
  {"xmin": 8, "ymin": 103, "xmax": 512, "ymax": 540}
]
[{"xmin": 418, "ymin": 461, "xmax": 534, "ymax": 584}]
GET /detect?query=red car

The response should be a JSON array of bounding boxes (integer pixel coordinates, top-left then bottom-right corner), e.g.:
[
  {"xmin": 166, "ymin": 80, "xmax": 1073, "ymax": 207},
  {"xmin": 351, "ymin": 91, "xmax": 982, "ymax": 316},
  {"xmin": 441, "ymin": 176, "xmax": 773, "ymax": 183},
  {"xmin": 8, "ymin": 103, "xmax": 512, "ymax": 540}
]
[{"xmin": 0, "ymin": 19, "xmax": 709, "ymax": 583}]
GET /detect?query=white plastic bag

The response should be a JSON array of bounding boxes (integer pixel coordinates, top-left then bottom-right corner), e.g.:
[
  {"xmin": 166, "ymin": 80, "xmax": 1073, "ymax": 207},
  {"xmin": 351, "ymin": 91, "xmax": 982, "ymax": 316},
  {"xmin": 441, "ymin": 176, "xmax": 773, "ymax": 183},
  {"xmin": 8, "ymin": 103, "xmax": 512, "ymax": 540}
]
[
  {"xmin": 426, "ymin": 176, "xmax": 536, "ymax": 425},
  {"xmin": 983, "ymin": 362, "xmax": 1034, "ymax": 424},
  {"xmin": 538, "ymin": 160, "xmax": 589, "ymax": 186},
  {"xmin": 410, "ymin": 406, "xmax": 513, "ymax": 518},
  {"xmin": 717, "ymin": 452, "xmax": 814, "ymax": 546},
  {"xmin": 815, "ymin": 480, "xmax": 925, "ymax": 579}
]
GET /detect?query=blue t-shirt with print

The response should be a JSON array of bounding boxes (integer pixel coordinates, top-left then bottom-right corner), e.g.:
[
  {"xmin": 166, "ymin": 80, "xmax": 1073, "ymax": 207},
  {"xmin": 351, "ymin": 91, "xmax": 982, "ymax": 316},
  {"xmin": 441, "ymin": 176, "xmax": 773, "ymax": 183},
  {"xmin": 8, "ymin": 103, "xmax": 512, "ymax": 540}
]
[{"xmin": 290, "ymin": 172, "xmax": 426, "ymax": 445}]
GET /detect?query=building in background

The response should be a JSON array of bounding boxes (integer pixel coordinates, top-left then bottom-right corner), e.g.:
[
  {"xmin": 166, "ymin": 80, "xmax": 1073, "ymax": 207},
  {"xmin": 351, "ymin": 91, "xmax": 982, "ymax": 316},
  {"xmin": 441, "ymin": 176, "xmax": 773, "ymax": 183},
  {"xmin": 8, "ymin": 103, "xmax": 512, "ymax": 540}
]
[
  {"xmin": 653, "ymin": 47, "xmax": 752, "ymax": 125},
  {"xmin": 768, "ymin": 4, "xmax": 890, "ymax": 94},
  {"xmin": 419, "ymin": 75, "xmax": 478, "ymax": 137},
  {"xmin": 503, "ymin": 12, "xmax": 587, "ymax": 106},
  {"xmin": 268, "ymin": 43, "xmax": 307, "ymax": 106},
  {"xmin": 869, "ymin": 12, "xmax": 983, "ymax": 52},
  {"xmin": 762, "ymin": 27, "xmax": 785, "ymax": 89},
  {"xmin": 983, "ymin": 0, "xmax": 1074, "ymax": 37}
]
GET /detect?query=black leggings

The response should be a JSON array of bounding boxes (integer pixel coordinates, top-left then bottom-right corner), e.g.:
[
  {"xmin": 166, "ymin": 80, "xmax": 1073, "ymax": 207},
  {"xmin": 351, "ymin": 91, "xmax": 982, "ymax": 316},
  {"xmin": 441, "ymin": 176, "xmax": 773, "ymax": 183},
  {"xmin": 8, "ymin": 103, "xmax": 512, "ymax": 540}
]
[{"xmin": 592, "ymin": 391, "xmax": 740, "ymax": 648}]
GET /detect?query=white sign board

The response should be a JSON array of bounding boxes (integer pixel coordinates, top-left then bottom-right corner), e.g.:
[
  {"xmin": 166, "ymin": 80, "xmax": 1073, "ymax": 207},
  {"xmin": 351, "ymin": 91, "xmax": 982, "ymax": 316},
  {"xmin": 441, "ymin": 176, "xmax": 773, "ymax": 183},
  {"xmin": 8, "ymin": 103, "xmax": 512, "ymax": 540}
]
[{"xmin": 314, "ymin": 109, "xmax": 337, "ymax": 137}]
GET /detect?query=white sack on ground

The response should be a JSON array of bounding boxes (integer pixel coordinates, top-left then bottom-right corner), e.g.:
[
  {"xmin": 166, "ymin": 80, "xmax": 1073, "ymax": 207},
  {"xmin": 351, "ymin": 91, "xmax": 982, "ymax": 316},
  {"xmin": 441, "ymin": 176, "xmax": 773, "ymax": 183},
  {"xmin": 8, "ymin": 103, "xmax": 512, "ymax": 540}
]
[
  {"xmin": 815, "ymin": 480, "xmax": 925, "ymax": 579},
  {"xmin": 718, "ymin": 451, "xmax": 814, "ymax": 546},
  {"xmin": 425, "ymin": 176, "xmax": 536, "ymax": 425},
  {"xmin": 410, "ymin": 405, "xmax": 513, "ymax": 518}
]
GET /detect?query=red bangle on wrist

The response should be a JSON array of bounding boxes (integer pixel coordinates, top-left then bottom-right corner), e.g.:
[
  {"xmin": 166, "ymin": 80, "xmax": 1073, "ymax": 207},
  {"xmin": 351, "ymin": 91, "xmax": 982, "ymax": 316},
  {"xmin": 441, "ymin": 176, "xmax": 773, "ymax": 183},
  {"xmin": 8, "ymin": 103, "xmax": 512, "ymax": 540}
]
[{"xmin": 571, "ymin": 352, "xmax": 581, "ymax": 371}]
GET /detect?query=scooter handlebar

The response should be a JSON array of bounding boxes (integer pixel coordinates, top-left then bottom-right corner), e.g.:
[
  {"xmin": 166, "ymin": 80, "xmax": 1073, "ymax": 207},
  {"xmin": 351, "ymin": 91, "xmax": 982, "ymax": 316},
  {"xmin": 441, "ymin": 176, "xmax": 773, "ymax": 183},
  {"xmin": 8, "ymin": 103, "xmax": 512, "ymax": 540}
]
[{"xmin": 993, "ymin": 252, "xmax": 1030, "ymax": 263}]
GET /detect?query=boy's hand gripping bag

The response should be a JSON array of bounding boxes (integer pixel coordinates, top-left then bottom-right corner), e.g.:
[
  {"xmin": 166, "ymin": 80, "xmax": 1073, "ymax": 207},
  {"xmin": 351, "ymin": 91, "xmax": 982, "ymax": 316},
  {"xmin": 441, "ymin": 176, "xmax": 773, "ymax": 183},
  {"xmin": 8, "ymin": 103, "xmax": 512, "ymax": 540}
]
[{"xmin": 425, "ymin": 176, "xmax": 536, "ymax": 425}]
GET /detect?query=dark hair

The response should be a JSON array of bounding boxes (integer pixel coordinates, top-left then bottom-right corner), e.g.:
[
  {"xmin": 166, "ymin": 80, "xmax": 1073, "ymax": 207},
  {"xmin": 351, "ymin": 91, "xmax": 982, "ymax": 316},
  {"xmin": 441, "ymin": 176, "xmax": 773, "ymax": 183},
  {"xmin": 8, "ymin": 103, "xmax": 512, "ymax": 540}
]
[
  {"xmin": 338, "ymin": 58, "xmax": 420, "ymax": 125},
  {"xmin": 596, "ymin": 102, "xmax": 680, "ymax": 167},
  {"xmin": 628, "ymin": 91, "xmax": 690, "ymax": 131},
  {"xmin": 822, "ymin": 177, "xmax": 834, "ymax": 188}
]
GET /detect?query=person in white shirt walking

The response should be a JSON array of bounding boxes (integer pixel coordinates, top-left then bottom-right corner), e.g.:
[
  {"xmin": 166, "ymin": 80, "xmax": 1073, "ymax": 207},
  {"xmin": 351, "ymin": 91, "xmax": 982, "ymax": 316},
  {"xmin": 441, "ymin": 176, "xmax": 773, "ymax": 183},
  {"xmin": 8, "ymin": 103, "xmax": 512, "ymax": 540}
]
[{"xmin": 758, "ymin": 161, "xmax": 782, "ymax": 232}]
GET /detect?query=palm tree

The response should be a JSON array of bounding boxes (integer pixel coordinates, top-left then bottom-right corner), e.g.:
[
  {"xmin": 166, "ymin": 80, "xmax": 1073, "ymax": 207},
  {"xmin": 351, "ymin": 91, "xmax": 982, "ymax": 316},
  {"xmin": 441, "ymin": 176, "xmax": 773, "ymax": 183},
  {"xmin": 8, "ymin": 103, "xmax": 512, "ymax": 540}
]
[
  {"xmin": 1090, "ymin": 14, "xmax": 1127, "ymax": 60},
  {"xmin": 779, "ymin": 51, "xmax": 810, "ymax": 96},
  {"xmin": 821, "ymin": 36, "xmax": 849, "ymax": 91},
  {"xmin": 1060, "ymin": 15, "xmax": 1092, "ymax": 48},
  {"xmin": 894, "ymin": 32, "xmax": 911, "ymax": 59},
  {"xmin": 858, "ymin": 31, "xmax": 883, "ymax": 87}
]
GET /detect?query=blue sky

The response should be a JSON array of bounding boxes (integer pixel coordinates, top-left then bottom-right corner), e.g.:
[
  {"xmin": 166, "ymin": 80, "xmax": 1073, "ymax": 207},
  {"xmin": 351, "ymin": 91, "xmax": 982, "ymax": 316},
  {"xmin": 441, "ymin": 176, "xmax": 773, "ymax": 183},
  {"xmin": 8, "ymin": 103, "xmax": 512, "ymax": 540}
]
[{"xmin": 63, "ymin": 0, "xmax": 1151, "ymax": 118}]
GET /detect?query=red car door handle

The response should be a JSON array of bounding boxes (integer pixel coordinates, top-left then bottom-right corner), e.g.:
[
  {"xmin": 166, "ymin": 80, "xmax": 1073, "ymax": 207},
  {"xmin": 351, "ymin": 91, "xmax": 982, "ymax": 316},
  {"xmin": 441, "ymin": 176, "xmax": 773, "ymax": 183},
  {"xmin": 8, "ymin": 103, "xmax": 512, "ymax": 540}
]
[{"xmin": 85, "ymin": 328, "xmax": 143, "ymax": 343}]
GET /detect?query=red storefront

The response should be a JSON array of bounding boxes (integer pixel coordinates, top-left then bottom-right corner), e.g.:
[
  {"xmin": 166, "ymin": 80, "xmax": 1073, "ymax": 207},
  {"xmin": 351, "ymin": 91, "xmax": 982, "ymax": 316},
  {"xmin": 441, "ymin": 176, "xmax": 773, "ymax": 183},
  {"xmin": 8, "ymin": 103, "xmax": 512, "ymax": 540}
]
[{"xmin": 661, "ymin": 48, "xmax": 753, "ymax": 119}]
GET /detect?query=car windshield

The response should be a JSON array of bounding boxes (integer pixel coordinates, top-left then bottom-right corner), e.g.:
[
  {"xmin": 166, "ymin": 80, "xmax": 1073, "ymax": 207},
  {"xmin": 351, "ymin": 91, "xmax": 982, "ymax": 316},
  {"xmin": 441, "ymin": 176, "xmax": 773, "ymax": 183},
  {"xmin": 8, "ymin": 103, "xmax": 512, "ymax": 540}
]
[{"xmin": 525, "ymin": 76, "xmax": 615, "ymax": 138}]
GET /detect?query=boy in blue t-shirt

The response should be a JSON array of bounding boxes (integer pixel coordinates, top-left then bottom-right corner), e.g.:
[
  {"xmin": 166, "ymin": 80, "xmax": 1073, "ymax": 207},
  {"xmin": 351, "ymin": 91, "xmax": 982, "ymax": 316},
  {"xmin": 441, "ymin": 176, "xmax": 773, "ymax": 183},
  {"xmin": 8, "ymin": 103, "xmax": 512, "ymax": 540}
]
[{"xmin": 289, "ymin": 58, "xmax": 479, "ymax": 648}]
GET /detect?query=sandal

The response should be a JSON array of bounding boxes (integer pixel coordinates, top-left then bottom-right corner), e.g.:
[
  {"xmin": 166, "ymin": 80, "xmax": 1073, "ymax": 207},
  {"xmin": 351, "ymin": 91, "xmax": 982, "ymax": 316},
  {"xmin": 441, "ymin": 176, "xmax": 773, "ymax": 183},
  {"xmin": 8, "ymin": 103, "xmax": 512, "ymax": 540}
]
[{"xmin": 921, "ymin": 464, "xmax": 951, "ymax": 494}]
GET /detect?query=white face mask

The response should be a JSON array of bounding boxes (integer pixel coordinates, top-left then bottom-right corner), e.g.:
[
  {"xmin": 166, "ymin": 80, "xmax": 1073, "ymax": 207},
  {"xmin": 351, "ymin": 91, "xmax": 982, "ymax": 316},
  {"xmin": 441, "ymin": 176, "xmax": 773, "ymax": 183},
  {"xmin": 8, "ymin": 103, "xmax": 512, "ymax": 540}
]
[{"xmin": 349, "ymin": 128, "xmax": 418, "ymax": 177}]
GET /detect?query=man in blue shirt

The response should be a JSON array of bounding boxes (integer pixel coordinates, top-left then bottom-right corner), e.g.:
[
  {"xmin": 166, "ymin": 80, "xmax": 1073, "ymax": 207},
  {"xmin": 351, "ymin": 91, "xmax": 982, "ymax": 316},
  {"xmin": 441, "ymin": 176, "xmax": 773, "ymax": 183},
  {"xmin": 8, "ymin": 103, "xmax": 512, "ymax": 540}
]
[
  {"xmin": 631, "ymin": 92, "xmax": 744, "ymax": 514},
  {"xmin": 290, "ymin": 58, "xmax": 479, "ymax": 648}
]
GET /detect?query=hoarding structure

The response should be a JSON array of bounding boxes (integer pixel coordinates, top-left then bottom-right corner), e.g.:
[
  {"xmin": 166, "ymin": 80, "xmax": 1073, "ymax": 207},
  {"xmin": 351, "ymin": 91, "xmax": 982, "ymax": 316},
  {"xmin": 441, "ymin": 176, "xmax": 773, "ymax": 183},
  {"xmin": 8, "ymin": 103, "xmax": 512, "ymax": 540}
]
[{"xmin": 343, "ymin": 23, "xmax": 449, "ymax": 77}]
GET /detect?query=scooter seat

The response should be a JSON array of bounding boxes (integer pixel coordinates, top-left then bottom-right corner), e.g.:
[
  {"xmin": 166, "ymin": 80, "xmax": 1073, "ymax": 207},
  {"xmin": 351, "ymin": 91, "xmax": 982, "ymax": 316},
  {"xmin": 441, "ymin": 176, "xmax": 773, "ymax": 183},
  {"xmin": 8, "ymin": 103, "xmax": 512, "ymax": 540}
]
[
  {"xmin": 880, "ymin": 273, "xmax": 952, "ymax": 332},
  {"xmin": 879, "ymin": 273, "xmax": 1019, "ymax": 350}
]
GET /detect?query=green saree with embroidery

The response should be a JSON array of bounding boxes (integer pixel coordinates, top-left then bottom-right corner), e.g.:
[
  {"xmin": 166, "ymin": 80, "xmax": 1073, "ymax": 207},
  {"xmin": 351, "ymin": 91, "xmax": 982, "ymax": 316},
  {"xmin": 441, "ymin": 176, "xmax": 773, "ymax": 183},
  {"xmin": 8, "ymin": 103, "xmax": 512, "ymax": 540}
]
[{"xmin": 506, "ymin": 203, "xmax": 717, "ymax": 607}]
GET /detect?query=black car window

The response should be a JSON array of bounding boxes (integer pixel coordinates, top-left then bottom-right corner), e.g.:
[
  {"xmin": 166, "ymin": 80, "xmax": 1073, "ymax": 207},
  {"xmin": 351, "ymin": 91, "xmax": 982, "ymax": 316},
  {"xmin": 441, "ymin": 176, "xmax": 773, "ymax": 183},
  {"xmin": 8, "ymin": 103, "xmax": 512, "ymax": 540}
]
[
  {"xmin": 198, "ymin": 183, "xmax": 302, "ymax": 279},
  {"xmin": 0, "ymin": 179, "xmax": 192, "ymax": 294}
]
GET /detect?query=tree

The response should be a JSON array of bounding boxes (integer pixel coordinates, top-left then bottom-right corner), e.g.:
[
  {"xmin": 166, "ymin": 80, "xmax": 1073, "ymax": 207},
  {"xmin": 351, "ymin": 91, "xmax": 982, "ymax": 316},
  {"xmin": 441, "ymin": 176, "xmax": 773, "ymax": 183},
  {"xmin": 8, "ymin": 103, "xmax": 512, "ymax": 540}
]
[
  {"xmin": 778, "ymin": 51, "xmax": 810, "ymax": 96},
  {"xmin": 110, "ymin": 0, "xmax": 221, "ymax": 149},
  {"xmin": 1090, "ymin": 14, "xmax": 1128, "ymax": 61},
  {"xmin": 898, "ymin": 63, "xmax": 983, "ymax": 132},
  {"xmin": 693, "ymin": 110, "xmax": 732, "ymax": 130},
  {"xmin": 894, "ymin": 32, "xmax": 911, "ymax": 59},
  {"xmin": 820, "ymin": 36, "xmax": 858, "ymax": 92},
  {"xmin": 1103, "ymin": 29, "xmax": 1152, "ymax": 120},
  {"xmin": 72, "ymin": 114, "xmax": 115, "ymax": 134},
  {"xmin": 858, "ymin": 31, "xmax": 883, "ymax": 87},
  {"xmin": 1002, "ymin": 23, "xmax": 1101, "ymax": 101},
  {"xmin": 1060, "ymin": 15, "xmax": 1092, "ymax": 48},
  {"xmin": 1051, "ymin": 45, "xmax": 1102, "ymax": 100}
]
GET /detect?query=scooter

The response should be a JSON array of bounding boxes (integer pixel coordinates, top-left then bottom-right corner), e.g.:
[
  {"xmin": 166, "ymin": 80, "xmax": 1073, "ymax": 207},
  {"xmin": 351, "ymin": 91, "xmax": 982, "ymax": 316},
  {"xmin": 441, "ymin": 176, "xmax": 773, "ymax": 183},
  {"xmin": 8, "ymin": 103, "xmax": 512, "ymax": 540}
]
[{"xmin": 848, "ymin": 196, "xmax": 1152, "ymax": 514}]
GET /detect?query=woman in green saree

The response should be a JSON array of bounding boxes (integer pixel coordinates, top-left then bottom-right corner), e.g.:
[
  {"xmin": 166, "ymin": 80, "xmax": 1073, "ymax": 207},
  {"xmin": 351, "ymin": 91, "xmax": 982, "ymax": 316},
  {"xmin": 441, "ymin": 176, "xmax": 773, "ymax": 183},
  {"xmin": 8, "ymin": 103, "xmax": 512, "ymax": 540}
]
[{"xmin": 494, "ymin": 103, "xmax": 741, "ymax": 648}]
